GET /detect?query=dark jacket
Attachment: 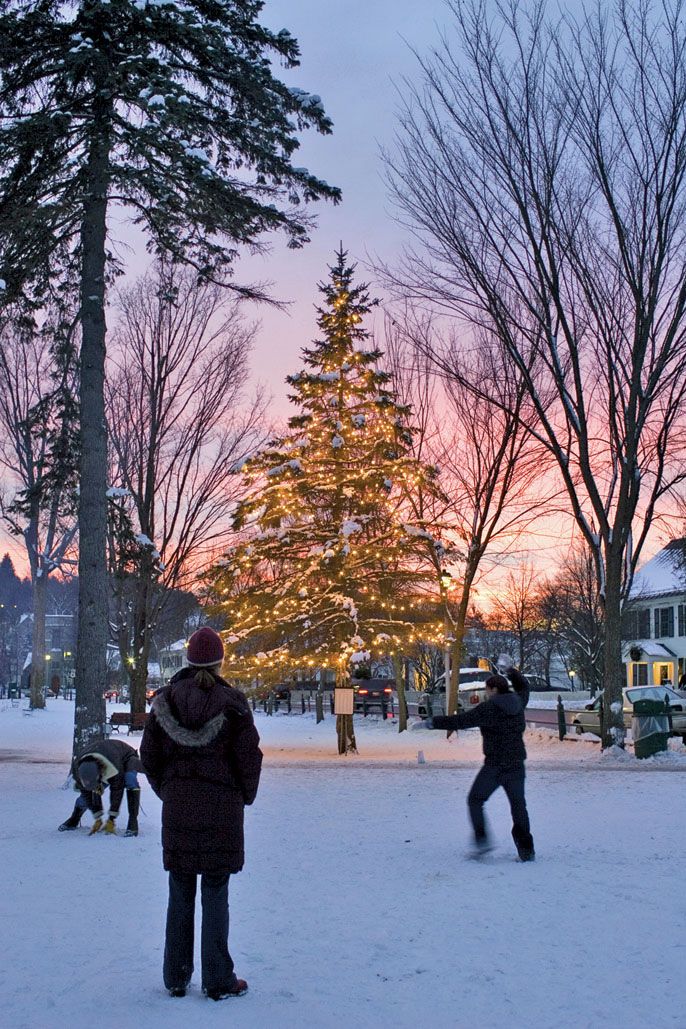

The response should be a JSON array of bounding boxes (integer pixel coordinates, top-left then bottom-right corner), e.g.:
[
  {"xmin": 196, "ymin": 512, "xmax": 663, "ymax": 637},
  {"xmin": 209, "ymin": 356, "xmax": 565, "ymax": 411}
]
[
  {"xmin": 140, "ymin": 667, "xmax": 262, "ymax": 874},
  {"xmin": 432, "ymin": 669, "xmax": 530, "ymax": 769},
  {"xmin": 74, "ymin": 738, "xmax": 142, "ymax": 815}
]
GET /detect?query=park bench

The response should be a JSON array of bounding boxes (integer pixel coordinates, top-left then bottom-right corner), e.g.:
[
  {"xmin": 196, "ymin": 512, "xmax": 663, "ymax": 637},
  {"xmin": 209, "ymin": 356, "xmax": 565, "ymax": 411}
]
[{"xmin": 109, "ymin": 711, "xmax": 149, "ymax": 734}]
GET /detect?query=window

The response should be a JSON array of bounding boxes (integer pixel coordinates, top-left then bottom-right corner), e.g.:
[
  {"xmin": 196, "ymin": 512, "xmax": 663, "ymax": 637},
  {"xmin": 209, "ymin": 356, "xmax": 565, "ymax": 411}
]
[
  {"xmin": 622, "ymin": 607, "xmax": 651, "ymax": 639},
  {"xmin": 653, "ymin": 606, "xmax": 674, "ymax": 638},
  {"xmin": 679, "ymin": 604, "xmax": 686, "ymax": 636},
  {"xmin": 622, "ymin": 610, "xmax": 637, "ymax": 639},
  {"xmin": 631, "ymin": 663, "xmax": 648, "ymax": 686}
]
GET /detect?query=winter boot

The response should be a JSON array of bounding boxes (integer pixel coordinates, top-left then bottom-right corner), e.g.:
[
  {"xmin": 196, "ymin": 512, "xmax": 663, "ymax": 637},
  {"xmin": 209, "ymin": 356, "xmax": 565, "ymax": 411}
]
[
  {"xmin": 513, "ymin": 828, "xmax": 535, "ymax": 862},
  {"xmin": 124, "ymin": 788, "xmax": 140, "ymax": 837},
  {"xmin": 58, "ymin": 806, "xmax": 83, "ymax": 832},
  {"xmin": 204, "ymin": 980, "xmax": 248, "ymax": 1000},
  {"xmin": 468, "ymin": 836, "xmax": 494, "ymax": 860}
]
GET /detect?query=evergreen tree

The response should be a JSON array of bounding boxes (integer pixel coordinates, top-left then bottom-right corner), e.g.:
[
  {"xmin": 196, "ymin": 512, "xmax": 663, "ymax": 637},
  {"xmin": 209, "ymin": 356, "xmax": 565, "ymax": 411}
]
[
  {"xmin": 209, "ymin": 251, "xmax": 446, "ymax": 753},
  {"xmin": 0, "ymin": 0, "xmax": 339, "ymax": 753},
  {"xmin": 0, "ymin": 553, "xmax": 30, "ymax": 613}
]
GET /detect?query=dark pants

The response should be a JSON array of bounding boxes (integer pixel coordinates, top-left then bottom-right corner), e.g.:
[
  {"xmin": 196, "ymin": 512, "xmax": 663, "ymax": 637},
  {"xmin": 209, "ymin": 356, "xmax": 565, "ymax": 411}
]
[
  {"xmin": 467, "ymin": 765, "xmax": 534, "ymax": 855},
  {"xmin": 163, "ymin": 871, "xmax": 237, "ymax": 994},
  {"xmin": 75, "ymin": 790, "xmax": 103, "ymax": 817}
]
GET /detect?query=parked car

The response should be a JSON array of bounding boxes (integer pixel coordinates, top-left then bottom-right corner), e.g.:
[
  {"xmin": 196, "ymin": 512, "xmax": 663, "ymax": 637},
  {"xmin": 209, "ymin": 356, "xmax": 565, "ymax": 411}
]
[
  {"xmin": 417, "ymin": 668, "xmax": 493, "ymax": 718},
  {"xmin": 272, "ymin": 684, "xmax": 293, "ymax": 711},
  {"xmin": 103, "ymin": 689, "xmax": 120, "ymax": 702},
  {"xmin": 571, "ymin": 686, "xmax": 686, "ymax": 740},
  {"xmin": 526, "ymin": 675, "xmax": 572, "ymax": 693},
  {"xmin": 353, "ymin": 679, "xmax": 396, "ymax": 716}
]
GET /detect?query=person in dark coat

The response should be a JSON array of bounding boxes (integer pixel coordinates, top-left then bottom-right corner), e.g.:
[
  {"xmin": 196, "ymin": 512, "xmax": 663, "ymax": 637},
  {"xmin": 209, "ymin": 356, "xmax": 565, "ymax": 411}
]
[
  {"xmin": 58, "ymin": 737, "xmax": 143, "ymax": 836},
  {"xmin": 140, "ymin": 626, "xmax": 262, "ymax": 1001},
  {"xmin": 417, "ymin": 666, "xmax": 535, "ymax": 861}
]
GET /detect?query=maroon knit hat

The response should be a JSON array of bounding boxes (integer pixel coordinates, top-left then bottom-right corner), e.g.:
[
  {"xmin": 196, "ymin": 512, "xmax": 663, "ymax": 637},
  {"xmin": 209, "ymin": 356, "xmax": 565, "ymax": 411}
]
[{"xmin": 187, "ymin": 627, "xmax": 224, "ymax": 668}]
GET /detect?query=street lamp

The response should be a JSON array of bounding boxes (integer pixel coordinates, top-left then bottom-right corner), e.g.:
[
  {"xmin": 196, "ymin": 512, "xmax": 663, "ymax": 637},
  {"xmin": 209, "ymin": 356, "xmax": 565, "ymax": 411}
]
[
  {"xmin": 440, "ymin": 569, "xmax": 452, "ymax": 591},
  {"xmin": 568, "ymin": 669, "xmax": 576, "ymax": 691}
]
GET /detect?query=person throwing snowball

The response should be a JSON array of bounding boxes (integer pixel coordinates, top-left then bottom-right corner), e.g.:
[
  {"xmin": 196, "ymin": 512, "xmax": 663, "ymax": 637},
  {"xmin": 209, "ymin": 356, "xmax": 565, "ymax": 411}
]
[{"xmin": 415, "ymin": 662, "xmax": 535, "ymax": 862}]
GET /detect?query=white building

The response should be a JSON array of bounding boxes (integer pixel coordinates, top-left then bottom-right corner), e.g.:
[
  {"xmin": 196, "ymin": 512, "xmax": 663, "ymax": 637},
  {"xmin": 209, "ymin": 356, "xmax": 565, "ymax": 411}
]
[
  {"xmin": 159, "ymin": 638, "xmax": 187, "ymax": 683},
  {"xmin": 624, "ymin": 540, "xmax": 686, "ymax": 688}
]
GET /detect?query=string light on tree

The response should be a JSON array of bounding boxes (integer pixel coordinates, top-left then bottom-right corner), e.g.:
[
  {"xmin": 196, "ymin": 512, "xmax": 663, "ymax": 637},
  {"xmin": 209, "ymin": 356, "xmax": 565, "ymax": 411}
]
[{"xmin": 208, "ymin": 249, "xmax": 450, "ymax": 754}]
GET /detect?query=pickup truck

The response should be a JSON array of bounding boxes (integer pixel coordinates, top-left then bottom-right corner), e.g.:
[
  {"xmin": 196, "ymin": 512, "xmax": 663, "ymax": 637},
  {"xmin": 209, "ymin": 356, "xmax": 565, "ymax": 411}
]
[{"xmin": 417, "ymin": 668, "xmax": 492, "ymax": 717}]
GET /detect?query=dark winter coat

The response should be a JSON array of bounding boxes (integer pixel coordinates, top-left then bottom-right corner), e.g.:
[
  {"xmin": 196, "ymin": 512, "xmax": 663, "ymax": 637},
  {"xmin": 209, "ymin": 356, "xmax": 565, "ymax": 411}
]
[
  {"xmin": 73, "ymin": 738, "xmax": 142, "ymax": 815},
  {"xmin": 432, "ymin": 669, "xmax": 530, "ymax": 769},
  {"xmin": 140, "ymin": 667, "xmax": 262, "ymax": 875}
]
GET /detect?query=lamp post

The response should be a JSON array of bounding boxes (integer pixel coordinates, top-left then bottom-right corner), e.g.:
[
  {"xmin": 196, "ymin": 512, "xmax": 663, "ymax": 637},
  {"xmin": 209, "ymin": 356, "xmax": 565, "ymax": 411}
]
[{"xmin": 568, "ymin": 669, "xmax": 576, "ymax": 692}]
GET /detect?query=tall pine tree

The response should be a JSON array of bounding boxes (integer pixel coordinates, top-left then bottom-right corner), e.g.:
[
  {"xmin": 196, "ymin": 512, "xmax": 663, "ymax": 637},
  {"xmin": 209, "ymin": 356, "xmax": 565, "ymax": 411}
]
[
  {"xmin": 0, "ymin": 0, "xmax": 339, "ymax": 754},
  {"xmin": 209, "ymin": 251, "xmax": 446, "ymax": 753}
]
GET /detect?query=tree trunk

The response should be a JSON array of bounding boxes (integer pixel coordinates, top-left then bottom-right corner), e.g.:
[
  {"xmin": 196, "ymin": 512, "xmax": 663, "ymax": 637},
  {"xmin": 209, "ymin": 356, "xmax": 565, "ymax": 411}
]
[
  {"xmin": 392, "ymin": 654, "xmax": 408, "ymax": 732},
  {"xmin": 129, "ymin": 661, "xmax": 148, "ymax": 715},
  {"xmin": 73, "ymin": 106, "xmax": 111, "ymax": 758},
  {"xmin": 336, "ymin": 714, "xmax": 357, "ymax": 754},
  {"xmin": 601, "ymin": 552, "xmax": 625, "ymax": 749},
  {"xmin": 335, "ymin": 667, "xmax": 357, "ymax": 754},
  {"xmin": 445, "ymin": 587, "xmax": 469, "ymax": 715},
  {"xmin": 130, "ymin": 569, "xmax": 154, "ymax": 715},
  {"xmin": 29, "ymin": 569, "xmax": 47, "ymax": 709}
]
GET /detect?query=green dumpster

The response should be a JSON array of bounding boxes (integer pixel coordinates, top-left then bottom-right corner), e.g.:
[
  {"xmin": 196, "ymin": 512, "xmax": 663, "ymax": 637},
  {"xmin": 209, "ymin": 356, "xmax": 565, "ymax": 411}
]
[{"xmin": 631, "ymin": 698, "xmax": 669, "ymax": 759}]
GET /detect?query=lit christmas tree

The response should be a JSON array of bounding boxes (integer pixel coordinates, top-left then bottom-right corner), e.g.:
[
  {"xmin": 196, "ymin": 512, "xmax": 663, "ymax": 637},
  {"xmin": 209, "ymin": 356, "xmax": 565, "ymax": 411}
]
[{"xmin": 209, "ymin": 250, "xmax": 448, "ymax": 753}]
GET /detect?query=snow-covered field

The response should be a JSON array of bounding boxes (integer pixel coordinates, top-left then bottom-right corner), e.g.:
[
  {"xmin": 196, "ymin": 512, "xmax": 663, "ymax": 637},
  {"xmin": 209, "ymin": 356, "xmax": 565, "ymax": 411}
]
[{"xmin": 1, "ymin": 698, "xmax": 685, "ymax": 1029}]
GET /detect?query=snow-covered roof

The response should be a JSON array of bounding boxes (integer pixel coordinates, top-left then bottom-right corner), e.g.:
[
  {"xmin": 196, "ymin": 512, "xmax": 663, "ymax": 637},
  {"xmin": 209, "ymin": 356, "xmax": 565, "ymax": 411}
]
[
  {"xmin": 621, "ymin": 640, "xmax": 676, "ymax": 659},
  {"xmin": 630, "ymin": 540, "xmax": 686, "ymax": 599},
  {"xmin": 163, "ymin": 638, "xmax": 187, "ymax": 652}
]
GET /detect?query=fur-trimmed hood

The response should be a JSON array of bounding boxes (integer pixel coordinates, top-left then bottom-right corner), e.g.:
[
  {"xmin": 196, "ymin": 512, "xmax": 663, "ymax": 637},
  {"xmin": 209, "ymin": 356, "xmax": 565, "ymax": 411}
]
[
  {"xmin": 151, "ymin": 690, "xmax": 226, "ymax": 748},
  {"xmin": 151, "ymin": 667, "xmax": 250, "ymax": 745}
]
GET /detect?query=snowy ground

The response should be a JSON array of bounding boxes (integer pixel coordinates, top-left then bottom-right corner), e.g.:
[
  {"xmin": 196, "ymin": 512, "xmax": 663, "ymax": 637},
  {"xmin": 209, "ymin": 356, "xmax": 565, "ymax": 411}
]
[{"xmin": 1, "ymin": 699, "xmax": 685, "ymax": 1029}]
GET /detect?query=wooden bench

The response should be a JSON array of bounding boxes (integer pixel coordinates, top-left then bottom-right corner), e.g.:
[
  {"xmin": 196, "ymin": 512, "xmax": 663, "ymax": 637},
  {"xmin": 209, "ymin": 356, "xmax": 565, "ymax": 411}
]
[{"xmin": 109, "ymin": 711, "xmax": 149, "ymax": 734}]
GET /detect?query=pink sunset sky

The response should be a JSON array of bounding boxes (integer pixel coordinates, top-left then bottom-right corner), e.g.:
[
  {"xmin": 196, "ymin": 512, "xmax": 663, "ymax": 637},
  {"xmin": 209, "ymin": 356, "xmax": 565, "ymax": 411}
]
[{"xmin": 0, "ymin": 0, "xmax": 675, "ymax": 584}]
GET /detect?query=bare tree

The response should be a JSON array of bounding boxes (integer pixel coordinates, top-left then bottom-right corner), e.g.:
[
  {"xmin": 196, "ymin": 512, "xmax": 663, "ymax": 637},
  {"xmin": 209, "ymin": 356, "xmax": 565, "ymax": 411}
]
[
  {"xmin": 385, "ymin": 310, "xmax": 554, "ymax": 713},
  {"xmin": 106, "ymin": 264, "xmax": 266, "ymax": 714},
  {"xmin": 0, "ymin": 310, "xmax": 78, "ymax": 707},
  {"xmin": 540, "ymin": 543, "xmax": 605, "ymax": 695},
  {"xmin": 487, "ymin": 563, "xmax": 542, "ymax": 671},
  {"xmin": 385, "ymin": 0, "xmax": 686, "ymax": 745}
]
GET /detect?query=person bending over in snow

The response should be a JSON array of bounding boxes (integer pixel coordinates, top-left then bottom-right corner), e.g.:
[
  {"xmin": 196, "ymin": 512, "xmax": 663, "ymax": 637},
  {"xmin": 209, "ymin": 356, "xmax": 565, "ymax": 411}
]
[
  {"xmin": 58, "ymin": 737, "xmax": 143, "ymax": 837},
  {"xmin": 140, "ymin": 627, "xmax": 262, "ymax": 1002},
  {"xmin": 415, "ymin": 664, "xmax": 535, "ymax": 862}
]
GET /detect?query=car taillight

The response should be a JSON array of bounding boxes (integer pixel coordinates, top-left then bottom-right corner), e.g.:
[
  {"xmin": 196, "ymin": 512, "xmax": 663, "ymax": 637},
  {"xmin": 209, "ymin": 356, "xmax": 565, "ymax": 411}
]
[
  {"xmin": 358, "ymin": 688, "xmax": 369, "ymax": 696},
  {"xmin": 470, "ymin": 694, "xmax": 480, "ymax": 704},
  {"xmin": 383, "ymin": 687, "xmax": 392, "ymax": 694}
]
